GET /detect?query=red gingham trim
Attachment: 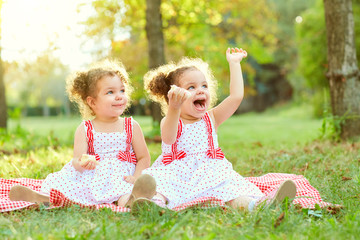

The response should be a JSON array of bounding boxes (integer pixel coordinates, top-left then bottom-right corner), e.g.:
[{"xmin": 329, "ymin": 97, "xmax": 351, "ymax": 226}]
[
  {"xmin": 1, "ymin": 174, "xmax": 337, "ymax": 212},
  {"xmin": 246, "ymin": 173, "xmax": 333, "ymax": 209},
  {"xmin": 49, "ymin": 189, "xmax": 129, "ymax": 212},
  {"xmin": 0, "ymin": 178, "xmax": 41, "ymax": 212},
  {"xmin": 117, "ymin": 117, "xmax": 137, "ymax": 165}
]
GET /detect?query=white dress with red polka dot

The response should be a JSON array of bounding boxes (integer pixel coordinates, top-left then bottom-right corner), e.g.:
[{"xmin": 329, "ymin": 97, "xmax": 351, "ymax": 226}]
[
  {"xmin": 143, "ymin": 112, "xmax": 264, "ymax": 209},
  {"xmin": 41, "ymin": 117, "xmax": 137, "ymax": 205}
]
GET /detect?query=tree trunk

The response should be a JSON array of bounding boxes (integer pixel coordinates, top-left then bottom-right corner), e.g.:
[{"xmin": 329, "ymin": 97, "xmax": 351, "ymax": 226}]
[
  {"xmin": 0, "ymin": 1, "xmax": 7, "ymax": 129},
  {"xmin": 145, "ymin": 0, "xmax": 165, "ymax": 123},
  {"xmin": 0, "ymin": 47, "xmax": 7, "ymax": 129},
  {"xmin": 323, "ymin": 0, "xmax": 360, "ymax": 139}
]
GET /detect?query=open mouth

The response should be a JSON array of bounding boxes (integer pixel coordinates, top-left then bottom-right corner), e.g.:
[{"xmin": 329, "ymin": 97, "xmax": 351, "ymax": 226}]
[{"xmin": 193, "ymin": 99, "xmax": 206, "ymax": 111}]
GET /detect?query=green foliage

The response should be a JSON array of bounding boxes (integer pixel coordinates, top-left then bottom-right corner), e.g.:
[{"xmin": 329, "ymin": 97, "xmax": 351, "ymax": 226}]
[
  {"xmin": 4, "ymin": 52, "xmax": 70, "ymax": 113},
  {"xmin": 295, "ymin": 0, "xmax": 328, "ymax": 90},
  {"xmin": 268, "ymin": 0, "xmax": 313, "ymax": 70},
  {"xmin": 354, "ymin": 0, "xmax": 360, "ymax": 63},
  {"xmin": 311, "ymin": 88, "xmax": 330, "ymax": 118},
  {"xmin": 144, "ymin": 119, "xmax": 161, "ymax": 139},
  {"xmin": 320, "ymin": 108, "xmax": 360, "ymax": 142},
  {"xmin": 295, "ymin": 0, "xmax": 360, "ymax": 117},
  {"xmin": 320, "ymin": 109, "xmax": 343, "ymax": 142},
  {"xmin": 81, "ymin": 0, "xmax": 279, "ymax": 102},
  {"xmin": 7, "ymin": 107, "xmax": 21, "ymax": 120},
  {"xmin": 0, "ymin": 125, "xmax": 61, "ymax": 154}
]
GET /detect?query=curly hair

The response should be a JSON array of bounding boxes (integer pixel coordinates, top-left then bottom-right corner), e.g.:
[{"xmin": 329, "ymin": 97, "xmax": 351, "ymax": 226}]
[
  {"xmin": 144, "ymin": 57, "xmax": 218, "ymax": 115},
  {"xmin": 66, "ymin": 59, "xmax": 133, "ymax": 119}
]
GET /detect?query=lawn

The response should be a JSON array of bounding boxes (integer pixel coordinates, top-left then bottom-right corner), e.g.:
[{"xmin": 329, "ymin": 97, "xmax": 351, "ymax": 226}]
[{"xmin": 1, "ymin": 104, "xmax": 359, "ymax": 239}]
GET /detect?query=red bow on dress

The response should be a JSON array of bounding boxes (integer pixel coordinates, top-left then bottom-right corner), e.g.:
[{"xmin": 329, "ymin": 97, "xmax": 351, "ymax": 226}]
[
  {"xmin": 162, "ymin": 150, "xmax": 187, "ymax": 165},
  {"xmin": 118, "ymin": 151, "xmax": 137, "ymax": 165},
  {"xmin": 206, "ymin": 147, "xmax": 224, "ymax": 160}
]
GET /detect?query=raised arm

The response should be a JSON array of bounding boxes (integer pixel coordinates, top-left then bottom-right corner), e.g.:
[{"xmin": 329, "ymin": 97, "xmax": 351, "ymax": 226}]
[
  {"xmin": 209, "ymin": 48, "xmax": 247, "ymax": 130},
  {"xmin": 161, "ymin": 86, "xmax": 190, "ymax": 144}
]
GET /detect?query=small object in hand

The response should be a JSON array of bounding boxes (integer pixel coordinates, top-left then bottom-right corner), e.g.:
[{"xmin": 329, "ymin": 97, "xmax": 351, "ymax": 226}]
[
  {"xmin": 81, "ymin": 154, "xmax": 99, "ymax": 165},
  {"xmin": 170, "ymin": 85, "xmax": 178, "ymax": 91},
  {"xmin": 171, "ymin": 85, "xmax": 191, "ymax": 98}
]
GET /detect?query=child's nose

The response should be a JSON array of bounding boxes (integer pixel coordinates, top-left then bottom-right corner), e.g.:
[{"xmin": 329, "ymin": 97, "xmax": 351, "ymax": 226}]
[
  {"xmin": 115, "ymin": 92, "xmax": 123, "ymax": 100},
  {"xmin": 196, "ymin": 88, "xmax": 204, "ymax": 94}
]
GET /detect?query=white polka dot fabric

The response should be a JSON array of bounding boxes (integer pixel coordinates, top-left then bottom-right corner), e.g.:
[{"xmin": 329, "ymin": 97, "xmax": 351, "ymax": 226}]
[
  {"xmin": 40, "ymin": 118, "xmax": 136, "ymax": 205},
  {"xmin": 143, "ymin": 113, "xmax": 264, "ymax": 209}
]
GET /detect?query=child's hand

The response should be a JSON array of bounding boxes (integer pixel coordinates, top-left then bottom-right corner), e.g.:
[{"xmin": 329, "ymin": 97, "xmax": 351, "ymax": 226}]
[
  {"xmin": 79, "ymin": 154, "xmax": 98, "ymax": 170},
  {"xmin": 226, "ymin": 47, "xmax": 247, "ymax": 63},
  {"xmin": 167, "ymin": 85, "xmax": 191, "ymax": 109},
  {"xmin": 124, "ymin": 175, "xmax": 136, "ymax": 184}
]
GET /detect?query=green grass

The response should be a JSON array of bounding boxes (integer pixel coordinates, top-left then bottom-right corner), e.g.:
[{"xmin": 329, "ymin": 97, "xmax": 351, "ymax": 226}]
[{"xmin": 1, "ymin": 104, "xmax": 360, "ymax": 239}]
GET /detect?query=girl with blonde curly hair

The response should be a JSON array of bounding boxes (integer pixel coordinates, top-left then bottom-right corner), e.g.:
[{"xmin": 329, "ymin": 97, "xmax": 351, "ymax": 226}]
[{"xmin": 9, "ymin": 59, "xmax": 156, "ymax": 208}]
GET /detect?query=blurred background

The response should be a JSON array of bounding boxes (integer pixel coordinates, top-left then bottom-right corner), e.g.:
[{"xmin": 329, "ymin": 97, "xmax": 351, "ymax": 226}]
[{"xmin": 0, "ymin": 0, "xmax": 359, "ymax": 142}]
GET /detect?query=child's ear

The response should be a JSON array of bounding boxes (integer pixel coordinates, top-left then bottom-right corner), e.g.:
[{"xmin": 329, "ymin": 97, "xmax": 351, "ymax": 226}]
[{"xmin": 86, "ymin": 96, "xmax": 96, "ymax": 109}]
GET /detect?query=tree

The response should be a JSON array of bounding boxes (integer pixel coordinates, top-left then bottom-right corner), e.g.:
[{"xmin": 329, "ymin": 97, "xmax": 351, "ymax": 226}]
[
  {"xmin": 145, "ymin": 0, "xmax": 164, "ymax": 123},
  {"xmin": 81, "ymin": 0, "xmax": 290, "ymax": 116},
  {"xmin": 5, "ymin": 53, "xmax": 69, "ymax": 116},
  {"xmin": 81, "ymin": 0, "xmax": 278, "ymax": 100},
  {"xmin": 0, "ymin": 0, "xmax": 7, "ymax": 129},
  {"xmin": 323, "ymin": 0, "xmax": 360, "ymax": 139}
]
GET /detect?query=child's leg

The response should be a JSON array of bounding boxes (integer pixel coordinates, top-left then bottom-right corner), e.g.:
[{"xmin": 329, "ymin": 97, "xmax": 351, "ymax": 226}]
[
  {"xmin": 9, "ymin": 185, "xmax": 50, "ymax": 203},
  {"xmin": 151, "ymin": 192, "xmax": 168, "ymax": 208},
  {"xmin": 124, "ymin": 174, "xmax": 156, "ymax": 208},
  {"xmin": 116, "ymin": 193, "xmax": 131, "ymax": 207},
  {"xmin": 153, "ymin": 192, "xmax": 167, "ymax": 203}
]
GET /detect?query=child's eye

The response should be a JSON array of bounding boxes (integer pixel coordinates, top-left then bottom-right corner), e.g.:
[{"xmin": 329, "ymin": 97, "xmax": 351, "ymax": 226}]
[
  {"xmin": 188, "ymin": 86, "xmax": 195, "ymax": 90},
  {"xmin": 107, "ymin": 91, "xmax": 113, "ymax": 94},
  {"xmin": 120, "ymin": 89, "xmax": 125, "ymax": 93},
  {"xmin": 202, "ymin": 85, "xmax": 208, "ymax": 88}
]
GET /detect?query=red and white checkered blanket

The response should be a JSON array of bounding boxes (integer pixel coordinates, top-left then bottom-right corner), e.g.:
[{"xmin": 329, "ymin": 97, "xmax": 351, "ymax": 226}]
[{"xmin": 0, "ymin": 173, "xmax": 334, "ymax": 213}]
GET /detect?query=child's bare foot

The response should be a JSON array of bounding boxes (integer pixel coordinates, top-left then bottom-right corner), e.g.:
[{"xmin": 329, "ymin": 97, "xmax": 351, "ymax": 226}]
[
  {"xmin": 9, "ymin": 185, "xmax": 50, "ymax": 203},
  {"xmin": 125, "ymin": 174, "xmax": 156, "ymax": 208}
]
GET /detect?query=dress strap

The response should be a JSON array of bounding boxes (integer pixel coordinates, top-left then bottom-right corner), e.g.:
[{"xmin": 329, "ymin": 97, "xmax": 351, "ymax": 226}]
[
  {"xmin": 124, "ymin": 117, "xmax": 132, "ymax": 151},
  {"xmin": 117, "ymin": 117, "xmax": 137, "ymax": 165},
  {"xmin": 202, "ymin": 113, "xmax": 224, "ymax": 160},
  {"xmin": 176, "ymin": 119, "xmax": 183, "ymax": 139},
  {"xmin": 170, "ymin": 119, "xmax": 183, "ymax": 153},
  {"xmin": 162, "ymin": 119, "xmax": 187, "ymax": 165},
  {"xmin": 84, "ymin": 120, "xmax": 100, "ymax": 161}
]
